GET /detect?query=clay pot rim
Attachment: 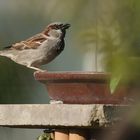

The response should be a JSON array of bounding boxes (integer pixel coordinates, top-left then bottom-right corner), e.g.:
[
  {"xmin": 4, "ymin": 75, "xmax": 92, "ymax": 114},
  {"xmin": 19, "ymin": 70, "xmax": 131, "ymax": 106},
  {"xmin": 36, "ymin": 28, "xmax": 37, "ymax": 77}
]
[{"xmin": 34, "ymin": 71, "xmax": 110, "ymax": 83}]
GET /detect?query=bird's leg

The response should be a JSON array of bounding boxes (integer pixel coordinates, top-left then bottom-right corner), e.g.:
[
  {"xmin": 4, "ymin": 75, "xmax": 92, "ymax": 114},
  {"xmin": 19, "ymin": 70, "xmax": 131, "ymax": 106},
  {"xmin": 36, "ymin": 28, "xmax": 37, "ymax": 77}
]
[{"xmin": 27, "ymin": 65, "xmax": 45, "ymax": 72}]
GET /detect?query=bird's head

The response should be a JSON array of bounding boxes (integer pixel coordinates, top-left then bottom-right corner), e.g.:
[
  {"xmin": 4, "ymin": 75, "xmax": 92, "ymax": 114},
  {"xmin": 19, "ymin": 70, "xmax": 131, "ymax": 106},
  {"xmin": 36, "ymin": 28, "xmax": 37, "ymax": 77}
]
[{"xmin": 44, "ymin": 22, "xmax": 70, "ymax": 39}]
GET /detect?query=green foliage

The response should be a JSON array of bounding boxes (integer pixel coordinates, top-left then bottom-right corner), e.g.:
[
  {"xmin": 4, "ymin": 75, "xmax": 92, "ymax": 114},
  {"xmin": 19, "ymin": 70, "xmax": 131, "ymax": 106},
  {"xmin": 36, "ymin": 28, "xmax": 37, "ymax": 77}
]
[
  {"xmin": 81, "ymin": 0, "xmax": 140, "ymax": 93},
  {"xmin": 110, "ymin": 75, "xmax": 121, "ymax": 94},
  {"xmin": 37, "ymin": 132, "xmax": 53, "ymax": 140}
]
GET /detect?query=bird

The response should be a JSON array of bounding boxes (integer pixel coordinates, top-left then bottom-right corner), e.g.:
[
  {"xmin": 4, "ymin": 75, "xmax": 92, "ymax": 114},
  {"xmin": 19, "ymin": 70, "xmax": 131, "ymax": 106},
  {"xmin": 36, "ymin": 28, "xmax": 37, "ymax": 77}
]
[{"xmin": 0, "ymin": 22, "xmax": 70, "ymax": 71}]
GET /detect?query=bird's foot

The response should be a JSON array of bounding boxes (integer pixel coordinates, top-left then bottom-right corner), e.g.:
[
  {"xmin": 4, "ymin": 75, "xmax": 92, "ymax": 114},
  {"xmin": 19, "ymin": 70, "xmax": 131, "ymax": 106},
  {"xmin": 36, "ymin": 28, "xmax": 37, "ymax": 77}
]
[
  {"xmin": 27, "ymin": 66, "xmax": 46, "ymax": 72},
  {"xmin": 35, "ymin": 69, "xmax": 46, "ymax": 72}
]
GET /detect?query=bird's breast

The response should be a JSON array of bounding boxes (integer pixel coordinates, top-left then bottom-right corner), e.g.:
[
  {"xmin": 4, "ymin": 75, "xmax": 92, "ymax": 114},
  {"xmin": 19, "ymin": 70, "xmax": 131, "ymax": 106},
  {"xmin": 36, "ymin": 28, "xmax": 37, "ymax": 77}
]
[{"xmin": 37, "ymin": 38, "xmax": 64, "ymax": 65}]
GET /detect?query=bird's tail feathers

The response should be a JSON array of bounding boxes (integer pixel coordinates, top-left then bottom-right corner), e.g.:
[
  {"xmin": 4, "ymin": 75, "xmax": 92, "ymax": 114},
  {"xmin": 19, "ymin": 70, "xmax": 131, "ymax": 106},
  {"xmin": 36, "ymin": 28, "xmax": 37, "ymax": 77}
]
[{"xmin": 0, "ymin": 50, "xmax": 14, "ymax": 59}]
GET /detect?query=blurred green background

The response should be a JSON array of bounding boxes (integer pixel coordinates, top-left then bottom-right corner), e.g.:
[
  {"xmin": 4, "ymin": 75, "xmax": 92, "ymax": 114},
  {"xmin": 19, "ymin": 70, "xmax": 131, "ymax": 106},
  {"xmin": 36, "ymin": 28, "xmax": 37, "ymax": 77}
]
[{"xmin": 0, "ymin": 0, "xmax": 140, "ymax": 139}]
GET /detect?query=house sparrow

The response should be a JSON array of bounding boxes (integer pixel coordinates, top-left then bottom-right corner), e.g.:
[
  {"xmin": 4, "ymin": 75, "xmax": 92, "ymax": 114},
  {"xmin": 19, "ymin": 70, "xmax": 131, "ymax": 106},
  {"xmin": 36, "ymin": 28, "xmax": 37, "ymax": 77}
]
[{"xmin": 0, "ymin": 22, "xmax": 70, "ymax": 71}]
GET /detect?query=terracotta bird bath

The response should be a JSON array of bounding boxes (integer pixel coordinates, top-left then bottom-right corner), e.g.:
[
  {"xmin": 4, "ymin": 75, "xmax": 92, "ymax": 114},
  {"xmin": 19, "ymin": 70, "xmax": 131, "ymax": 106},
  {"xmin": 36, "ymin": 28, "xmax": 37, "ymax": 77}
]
[{"xmin": 34, "ymin": 71, "xmax": 132, "ymax": 104}]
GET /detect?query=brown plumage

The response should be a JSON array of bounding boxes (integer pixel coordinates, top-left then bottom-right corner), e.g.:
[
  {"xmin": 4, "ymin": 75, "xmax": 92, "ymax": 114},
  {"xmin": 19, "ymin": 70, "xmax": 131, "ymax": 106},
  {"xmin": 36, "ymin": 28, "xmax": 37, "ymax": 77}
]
[{"xmin": 0, "ymin": 22, "xmax": 70, "ymax": 71}]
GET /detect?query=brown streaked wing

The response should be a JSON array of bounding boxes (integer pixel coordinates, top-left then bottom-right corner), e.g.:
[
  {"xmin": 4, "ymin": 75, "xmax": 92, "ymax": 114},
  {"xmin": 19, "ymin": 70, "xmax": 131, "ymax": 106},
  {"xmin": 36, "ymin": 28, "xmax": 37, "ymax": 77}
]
[
  {"xmin": 11, "ymin": 33, "xmax": 47, "ymax": 50},
  {"xmin": 26, "ymin": 33, "xmax": 46, "ymax": 42}
]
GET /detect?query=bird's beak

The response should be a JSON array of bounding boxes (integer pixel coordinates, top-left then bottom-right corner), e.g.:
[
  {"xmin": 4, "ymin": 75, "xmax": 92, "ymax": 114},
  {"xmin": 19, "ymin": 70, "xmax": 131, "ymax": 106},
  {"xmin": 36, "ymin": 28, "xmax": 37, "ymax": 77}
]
[{"xmin": 61, "ymin": 24, "xmax": 71, "ymax": 30}]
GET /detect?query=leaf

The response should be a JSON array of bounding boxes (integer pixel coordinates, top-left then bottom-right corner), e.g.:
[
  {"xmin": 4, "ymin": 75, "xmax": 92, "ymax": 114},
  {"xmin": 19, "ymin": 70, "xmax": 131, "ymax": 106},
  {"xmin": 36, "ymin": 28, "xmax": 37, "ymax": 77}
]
[
  {"xmin": 110, "ymin": 75, "xmax": 121, "ymax": 94},
  {"xmin": 37, "ymin": 133, "xmax": 52, "ymax": 140}
]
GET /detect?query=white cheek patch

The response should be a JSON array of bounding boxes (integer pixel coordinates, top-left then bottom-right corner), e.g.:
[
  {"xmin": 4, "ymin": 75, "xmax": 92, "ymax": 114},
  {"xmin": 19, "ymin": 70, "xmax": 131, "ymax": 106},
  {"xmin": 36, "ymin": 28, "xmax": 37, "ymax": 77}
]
[
  {"xmin": 48, "ymin": 29, "xmax": 62, "ymax": 38},
  {"xmin": 56, "ymin": 30, "xmax": 62, "ymax": 36}
]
